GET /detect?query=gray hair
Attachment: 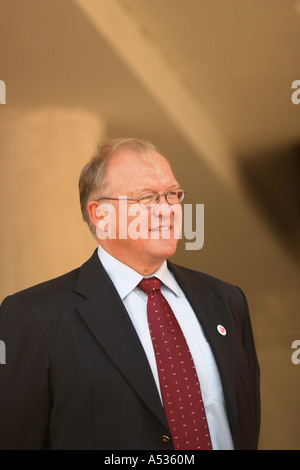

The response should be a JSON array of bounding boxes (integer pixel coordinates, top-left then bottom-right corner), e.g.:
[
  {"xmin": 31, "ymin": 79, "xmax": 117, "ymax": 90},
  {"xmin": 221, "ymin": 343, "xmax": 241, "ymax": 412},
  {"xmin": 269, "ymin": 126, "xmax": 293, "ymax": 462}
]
[{"xmin": 79, "ymin": 137, "xmax": 159, "ymax": 233}]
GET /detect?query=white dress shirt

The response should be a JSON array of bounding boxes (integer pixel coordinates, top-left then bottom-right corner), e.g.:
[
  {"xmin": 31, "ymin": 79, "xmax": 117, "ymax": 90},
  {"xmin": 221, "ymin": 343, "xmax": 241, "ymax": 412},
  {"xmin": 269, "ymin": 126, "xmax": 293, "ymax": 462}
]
[{"xmin": 97, "ymin": 246, "xmax": 234, "ymax": 450}]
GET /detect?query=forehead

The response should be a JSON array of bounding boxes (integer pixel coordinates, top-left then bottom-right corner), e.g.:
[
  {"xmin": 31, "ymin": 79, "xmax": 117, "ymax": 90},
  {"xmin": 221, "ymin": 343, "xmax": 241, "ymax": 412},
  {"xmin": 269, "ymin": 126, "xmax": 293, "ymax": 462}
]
[{"xmin": 106, "ymin": 150, "xmax": 178, "ymax": 192}]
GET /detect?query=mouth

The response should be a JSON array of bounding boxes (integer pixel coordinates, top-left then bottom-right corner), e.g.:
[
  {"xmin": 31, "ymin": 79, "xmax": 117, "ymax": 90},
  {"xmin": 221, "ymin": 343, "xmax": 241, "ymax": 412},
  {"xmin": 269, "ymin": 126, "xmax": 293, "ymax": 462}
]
[
  {"xmin": 149, "ymin": 225, "xmax": 174, "ymax": 239},
  {"xmin": 150, "ymin": 225, "xmax": 171, "ymax": 232}
]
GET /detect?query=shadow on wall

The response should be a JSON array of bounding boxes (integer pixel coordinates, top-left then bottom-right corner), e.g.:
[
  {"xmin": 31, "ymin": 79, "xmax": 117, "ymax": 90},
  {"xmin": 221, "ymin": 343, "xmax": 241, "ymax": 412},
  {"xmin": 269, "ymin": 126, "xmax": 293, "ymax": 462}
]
[{"xmin": 238, "ymin": 143, "xmax": 300, "ymax": 264}]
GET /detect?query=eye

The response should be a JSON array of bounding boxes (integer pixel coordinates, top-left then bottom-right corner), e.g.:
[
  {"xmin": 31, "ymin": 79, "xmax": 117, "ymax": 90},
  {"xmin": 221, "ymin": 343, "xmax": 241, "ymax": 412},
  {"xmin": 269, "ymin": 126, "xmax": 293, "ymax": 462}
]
[
  {"xmin": 138, "ymin": 193, "xmax": 157, "ymax": 207},
  {"xmin": 167, "ymin": 189, "xmax": 179, "ymax": 199},
  {"xmin": 176, "ymin": 189, "xmax": 185, "ymax": 201},
  {"xmin": 166, "ymin": 189, "xmax": 185, "ymax": 204}
]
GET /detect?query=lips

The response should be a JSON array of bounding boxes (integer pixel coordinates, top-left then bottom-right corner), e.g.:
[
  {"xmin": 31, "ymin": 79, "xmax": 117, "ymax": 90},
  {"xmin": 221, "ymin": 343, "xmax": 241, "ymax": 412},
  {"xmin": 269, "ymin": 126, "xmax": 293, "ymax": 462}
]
[{"xmin": 150, "ymin": 226, "xmax": 171, "ymax": 232}]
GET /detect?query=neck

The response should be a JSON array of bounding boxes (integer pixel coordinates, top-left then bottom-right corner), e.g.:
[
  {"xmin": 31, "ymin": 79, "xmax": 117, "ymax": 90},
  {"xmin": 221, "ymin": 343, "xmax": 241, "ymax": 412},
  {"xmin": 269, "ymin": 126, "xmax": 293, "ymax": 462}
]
[{"xmin": 98, "ymin": 243, "xmax": 165, "ymax": 276}]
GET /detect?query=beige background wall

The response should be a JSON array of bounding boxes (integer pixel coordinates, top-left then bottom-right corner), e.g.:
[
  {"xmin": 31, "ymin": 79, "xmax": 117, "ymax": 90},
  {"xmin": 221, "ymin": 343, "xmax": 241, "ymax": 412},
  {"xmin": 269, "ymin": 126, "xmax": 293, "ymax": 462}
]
[
  {"xmin": 0, "ymin": 0, "xmax": 299, "ymax": 450},
  {"xmin": 0, "ymin": 107, "xmax": 102, "ymax": 293}
]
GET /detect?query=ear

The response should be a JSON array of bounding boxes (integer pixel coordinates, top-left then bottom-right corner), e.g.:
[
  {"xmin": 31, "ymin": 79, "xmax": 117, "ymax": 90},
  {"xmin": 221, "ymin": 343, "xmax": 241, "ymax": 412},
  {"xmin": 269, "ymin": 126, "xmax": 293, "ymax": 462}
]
[
  {"xmin": 87, "ymin": 200, "xmax": 116, "ymax": 240},
  {"xmin": 87, "ymin": 200, "xmax": 103, "ymax": 230}
]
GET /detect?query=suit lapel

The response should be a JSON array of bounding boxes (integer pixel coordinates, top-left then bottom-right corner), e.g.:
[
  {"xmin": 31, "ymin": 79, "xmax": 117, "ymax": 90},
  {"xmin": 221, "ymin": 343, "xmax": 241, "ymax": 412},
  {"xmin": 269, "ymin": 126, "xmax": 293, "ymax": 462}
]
[
  {"xmin": 168, "ymin": 261, "xmax": 238, "ymax": 438},
  {"xmin": 74, "ymin": 250, "xmax": 168, "ymax": 429}
]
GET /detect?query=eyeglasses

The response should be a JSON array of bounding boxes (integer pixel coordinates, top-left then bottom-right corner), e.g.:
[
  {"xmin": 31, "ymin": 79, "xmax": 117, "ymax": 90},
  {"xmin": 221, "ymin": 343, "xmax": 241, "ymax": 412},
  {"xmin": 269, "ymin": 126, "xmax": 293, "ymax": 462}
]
[{"xmin": 97, "ymin": 188, "xmax": 185, "ymax": 208}]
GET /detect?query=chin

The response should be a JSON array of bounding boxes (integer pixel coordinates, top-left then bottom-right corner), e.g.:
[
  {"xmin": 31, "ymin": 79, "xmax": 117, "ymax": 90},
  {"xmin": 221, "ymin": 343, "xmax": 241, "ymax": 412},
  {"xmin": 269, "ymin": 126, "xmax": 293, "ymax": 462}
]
[{"xmin": 149, "ymin": 238, "xmax": 179, "ymax": 261}]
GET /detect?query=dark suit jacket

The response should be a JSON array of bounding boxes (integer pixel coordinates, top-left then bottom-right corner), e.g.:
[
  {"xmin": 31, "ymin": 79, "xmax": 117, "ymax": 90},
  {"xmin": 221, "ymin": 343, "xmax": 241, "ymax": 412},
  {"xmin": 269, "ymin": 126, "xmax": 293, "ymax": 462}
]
[{"xmin": 0, "ymin": 250, "xmax": 260, "ymax": 450}]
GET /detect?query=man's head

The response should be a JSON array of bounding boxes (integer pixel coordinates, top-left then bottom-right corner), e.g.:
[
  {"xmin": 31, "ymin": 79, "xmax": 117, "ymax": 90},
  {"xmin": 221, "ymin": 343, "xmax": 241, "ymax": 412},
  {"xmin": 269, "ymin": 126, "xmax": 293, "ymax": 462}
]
[{"xmin": 79, "ymin": 138, "xmax": 183, "ymax": 274}]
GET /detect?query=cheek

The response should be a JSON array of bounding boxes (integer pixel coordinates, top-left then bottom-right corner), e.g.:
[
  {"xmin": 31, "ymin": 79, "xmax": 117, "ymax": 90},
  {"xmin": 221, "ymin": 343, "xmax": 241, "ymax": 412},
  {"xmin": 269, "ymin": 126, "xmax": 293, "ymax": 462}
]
[
  {"xmin": 172, "ymin": 203, "xmax": 183, "ymax": 219},
  {"xmin": 172, "ymin": 204, "xmax": 183, "ymax": 238}
]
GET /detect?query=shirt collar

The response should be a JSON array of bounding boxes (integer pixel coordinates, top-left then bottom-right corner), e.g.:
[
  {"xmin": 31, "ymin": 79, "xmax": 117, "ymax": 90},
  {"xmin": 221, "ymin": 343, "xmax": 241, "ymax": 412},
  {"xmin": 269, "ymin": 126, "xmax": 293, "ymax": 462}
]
[
  {"xmin": 150, "ymin": 261, "xmax": 180, "ymax": 297},
  {"xmin": 97, "ymin": 245, "xmax": 180, "ymax": 300}
]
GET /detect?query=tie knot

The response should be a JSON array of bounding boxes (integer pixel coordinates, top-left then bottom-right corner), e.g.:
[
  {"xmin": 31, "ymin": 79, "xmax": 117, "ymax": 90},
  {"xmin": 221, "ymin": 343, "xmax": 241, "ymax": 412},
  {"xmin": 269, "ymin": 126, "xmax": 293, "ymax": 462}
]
[{"xmin": 138, "ymin": 277, "xmax": 161, "ymax": 295}]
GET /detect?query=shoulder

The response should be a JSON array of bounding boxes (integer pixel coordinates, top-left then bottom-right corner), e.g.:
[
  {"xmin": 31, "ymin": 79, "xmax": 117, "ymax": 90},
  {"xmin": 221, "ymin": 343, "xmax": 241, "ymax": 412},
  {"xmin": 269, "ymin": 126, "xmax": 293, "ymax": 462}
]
[
  {"xmin": 0, "ymin": 250, "xmax": 101, "ymax": 311},
  {"xmin": 1, "ymin": 267, "xmax": 80, "ymax": 309},
  {"xmin": 0, "ymin": 268, "xmax": 82, "ymax": 338},
  {"xmin": 168, "ymin": 262, "xmax": 248, "ymax": 322},
  {"xmin": 0, "ymin": 249, "xmax": 104, "ymax": 329},
  {"xmin": 169, "ymin": 261, "xmax": 243, "ymax": 297}
]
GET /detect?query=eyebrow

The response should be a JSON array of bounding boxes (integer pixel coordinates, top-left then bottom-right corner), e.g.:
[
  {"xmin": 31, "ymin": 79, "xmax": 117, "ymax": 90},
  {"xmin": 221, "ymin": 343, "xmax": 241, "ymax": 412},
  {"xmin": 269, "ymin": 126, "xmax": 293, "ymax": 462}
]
[{"xmin": 128, "ymin": 184, "xmax": 181, "ymax": 196}]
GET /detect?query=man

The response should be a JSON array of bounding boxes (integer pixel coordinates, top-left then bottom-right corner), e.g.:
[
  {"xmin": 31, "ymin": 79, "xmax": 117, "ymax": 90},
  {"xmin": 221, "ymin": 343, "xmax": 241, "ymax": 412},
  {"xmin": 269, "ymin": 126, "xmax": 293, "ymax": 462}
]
[{"xmin": 0, "ymin": 137, "xmax": 260, "ymax": 450}]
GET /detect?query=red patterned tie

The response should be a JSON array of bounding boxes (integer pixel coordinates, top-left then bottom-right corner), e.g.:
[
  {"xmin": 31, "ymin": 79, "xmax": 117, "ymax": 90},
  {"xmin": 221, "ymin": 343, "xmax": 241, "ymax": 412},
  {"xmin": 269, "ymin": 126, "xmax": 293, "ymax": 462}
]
[{"xmin": 139, "ymin": 277, "xmax": 212, "ymax": 450}]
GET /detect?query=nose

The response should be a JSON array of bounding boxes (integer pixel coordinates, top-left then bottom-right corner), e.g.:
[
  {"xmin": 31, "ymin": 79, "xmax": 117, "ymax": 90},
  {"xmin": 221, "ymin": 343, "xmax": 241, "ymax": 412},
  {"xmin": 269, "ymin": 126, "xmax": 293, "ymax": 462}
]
[
  {"xmin": 155, "ymin": 193, "xmax": 168, "ymax": 205},
  {"xmin": 151, "ymin": 200, "xmax": 173, "ymax": 219}
]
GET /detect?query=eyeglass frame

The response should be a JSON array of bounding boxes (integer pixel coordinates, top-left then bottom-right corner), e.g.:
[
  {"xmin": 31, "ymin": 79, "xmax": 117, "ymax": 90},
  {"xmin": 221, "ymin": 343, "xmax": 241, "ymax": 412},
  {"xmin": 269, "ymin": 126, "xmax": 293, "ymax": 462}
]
[{"xmin": 97, "ymin": 188, "xmax": 185, "ymax": 208}]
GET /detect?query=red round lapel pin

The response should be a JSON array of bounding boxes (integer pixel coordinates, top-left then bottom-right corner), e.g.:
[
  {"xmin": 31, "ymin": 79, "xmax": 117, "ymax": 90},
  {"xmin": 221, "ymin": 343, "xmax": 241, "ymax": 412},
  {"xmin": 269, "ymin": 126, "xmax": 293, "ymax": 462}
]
[{"xmin": 217, "ymin": 324, "xmax": 227, "ymax": 336}]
